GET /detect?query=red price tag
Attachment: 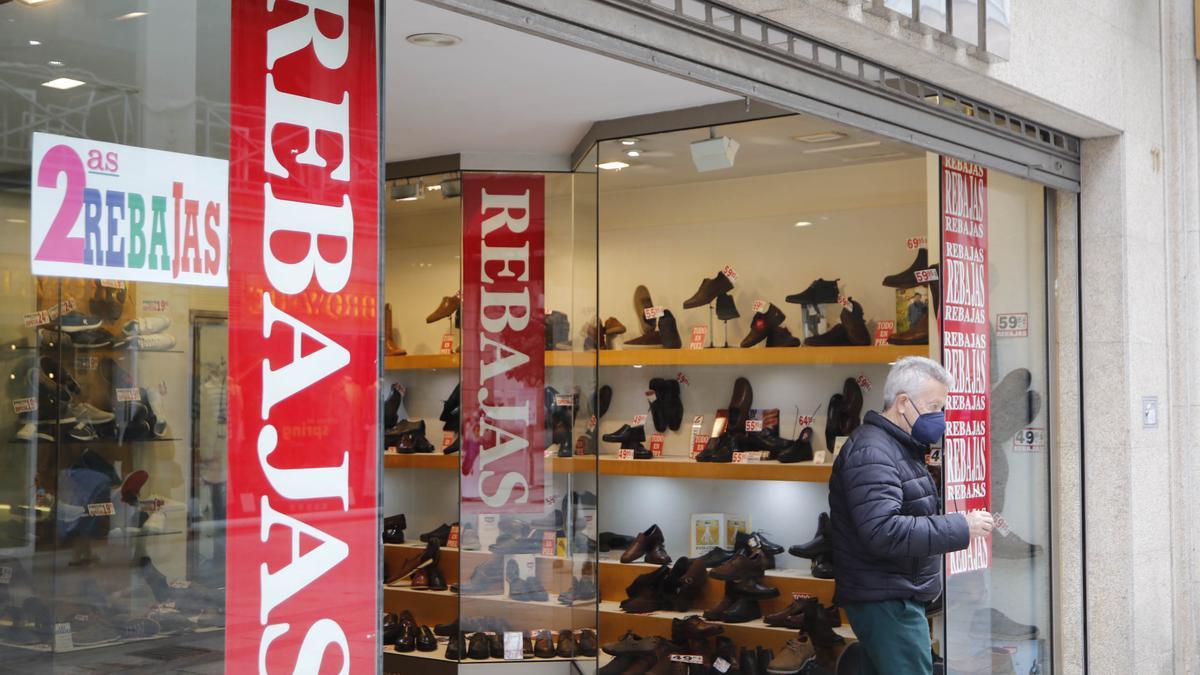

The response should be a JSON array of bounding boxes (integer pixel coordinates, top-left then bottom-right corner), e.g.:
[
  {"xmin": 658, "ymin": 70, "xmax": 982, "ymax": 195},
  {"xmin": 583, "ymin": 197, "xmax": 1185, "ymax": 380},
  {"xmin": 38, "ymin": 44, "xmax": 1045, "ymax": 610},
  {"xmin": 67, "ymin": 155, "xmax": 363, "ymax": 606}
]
[
  {"xmin": 442, "ymin": 431, "xmax": 456, "ymax": 449},
  {"xmin": 690, "ymin": 434, "xmax": 709, "ymax": 459},
  {"xmin": 617, "ymin": 448, "xmax": 635, "ymax": 460},
  {"xmin": 688, "ymin": 325, "xmax": 707, "ymax": 349},
  {"xmin": 439, "ymin": 333, "xmax": 456, "ymax": 355},
  {"xmin": 554, "ymin": 394, "xmax": 574, "ymax": 407},
  {"xmin": 797, "ymin": 415, "xmax": 814, "ymax": 426},
  {"xmin": 447, "ymin": 525, "xmax": 460, "ymax": 548},
  {"xmin": 649, "ymin": 433, "xmax": 665, "ymax": 456},
  {"xmin": 541, "ymin": 531, "xmax": 556, "ymax": 556},
  {"xmin": 914, "ymin": 268, "xmax": 939, "ymax": 283},
  {"xmin": 643, "ymin": 306, "xmax": 665, "ymax": 320},
  {"xmin": 721, "ymin": 265, "xmax": 738, "ymax": 283},
  {"xmin": 731, "ymin": 451, "xmax": 751, "ymax": 463},
  {"xmin": 856, "ymin": 374, "xmax": 872, "ymax": 392},
  {"xmin": 86, "ymin": 502, "xmax": 115, "ymax": 517},
  {"xmin": 836, "ymin": 295, "xmax": 850, "ymax": 308},
  {"xmin": 116, "ymin": 388, "xmax": 141, "ymax": 402},
  {"xmin": 751, "ymin": 300, "xmax": 766, "ymax": 314},
  {"xmin": 23, "ymin": 311, "xmax": 49, "ymax": 328},
  {"xmin": 587, "ymin": 415, "xmax": 597, "ymax": 431},
  {"xmin": 142, "ymin": 299, "xmax": 169, "ymax": 313},
  {"xmin": 906, "ymin": 236, "xmax": 928, "ymax": 250},
  {"xmin": 632, "ymin": 414, "xmax": 648, "ymax": 427},
  {"xmin": 745, "ymin": 419, "xmax": 763, "ymax": 432},
  {"xmin": 676, "ymin": 372, "xmax": 689, "ymax": 386},
  {"xmin": 12, "ymin": 398, "xmax": 37, "ymax": 414}
]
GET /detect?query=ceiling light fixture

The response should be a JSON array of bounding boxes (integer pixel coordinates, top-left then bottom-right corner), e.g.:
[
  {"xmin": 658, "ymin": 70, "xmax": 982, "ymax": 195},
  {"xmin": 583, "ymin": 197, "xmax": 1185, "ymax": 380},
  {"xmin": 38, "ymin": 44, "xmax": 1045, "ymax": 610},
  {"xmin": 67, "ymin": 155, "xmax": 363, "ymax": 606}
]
[
  {"xmin": 47, "ymin": 60, "xmax": 63, "ymax": 66},
  {"xmin": 18, "ymin": 0, "xmax": 55, "ymax": 5},
  {"xmin": 794, "ymin": 221, "xmax": 812, "ymax": 228},
  {"xmin": 620, "ymin": 138, "xmax": 638, "ymax": 146},
  {"xmin": 625, "ymin": 150, "xmax": 640, "ymax": 158},
  {"xmin": 792, "ymin": 131, "xmax": 847, "ymax": 144},
  {"xmin": 406, "ymin": 33, "xmax": 461, "ymax": 47},
  {"xmin": 426, "ymin": 184, "xmax": 441, "ymax": 191},
  {"xmin": 28, "ymin": 40, "xmax": 41, "ymax": 46},
  {"xmin": 801, "ymin": 140, "xmax": 882, "ymax": 155},
  {"xmin": 41, "ymin": 77, "xmax": 84, "ymax": 90},
  {"xmin": 116, "ymin": 11, "xmax": 148, "ymax": 20},
  {"xmin": 597, "ymin": 161, "xmax": 629, "ymax": 171},
  {"xmin": 390, "ymin": 182, "xmax": 420, "ymax": 201}
]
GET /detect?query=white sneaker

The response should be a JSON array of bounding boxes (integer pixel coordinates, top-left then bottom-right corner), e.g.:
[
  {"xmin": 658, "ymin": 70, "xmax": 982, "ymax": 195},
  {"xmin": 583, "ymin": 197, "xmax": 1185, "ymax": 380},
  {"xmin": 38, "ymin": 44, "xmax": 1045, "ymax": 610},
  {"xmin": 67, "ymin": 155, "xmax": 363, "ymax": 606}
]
[
  {"xmin": 122, "ymin": 315, "xmax": 171, "ymax": 336},
  {"xmin": 70, "ymin": 401, "xmax": 115, "ymax": 424},
  {"xmin": 128, "ymin": 334, "xmax": 176, "ymax": 351},
  {"xmin": 16, "ymin": 423, "xmax": 52, "ymax": 442}
]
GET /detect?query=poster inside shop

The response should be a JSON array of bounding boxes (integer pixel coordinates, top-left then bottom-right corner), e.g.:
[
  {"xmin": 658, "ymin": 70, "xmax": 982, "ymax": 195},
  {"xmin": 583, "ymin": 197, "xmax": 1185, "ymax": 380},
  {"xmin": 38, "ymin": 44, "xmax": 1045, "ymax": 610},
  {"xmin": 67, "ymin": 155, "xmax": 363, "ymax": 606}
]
[
  {"xmin": 940, "ymin": 156, "xmax": 991, "ymax": 575},
  {"xmin": 460, "ymin": 173, "xmax": 546, "ymax": 515},
  {"xmin": 29, "ymin": 132, "xmax": 228, "ymax": 286}
]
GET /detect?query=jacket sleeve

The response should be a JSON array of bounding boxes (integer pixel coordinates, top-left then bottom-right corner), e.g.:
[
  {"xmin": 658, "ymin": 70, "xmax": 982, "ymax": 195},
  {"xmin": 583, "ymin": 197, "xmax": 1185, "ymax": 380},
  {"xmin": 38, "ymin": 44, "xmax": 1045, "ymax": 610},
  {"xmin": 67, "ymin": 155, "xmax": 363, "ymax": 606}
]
[{"xmin": 841, "ymin": 446, "xmax": 970, "ymax": 558}]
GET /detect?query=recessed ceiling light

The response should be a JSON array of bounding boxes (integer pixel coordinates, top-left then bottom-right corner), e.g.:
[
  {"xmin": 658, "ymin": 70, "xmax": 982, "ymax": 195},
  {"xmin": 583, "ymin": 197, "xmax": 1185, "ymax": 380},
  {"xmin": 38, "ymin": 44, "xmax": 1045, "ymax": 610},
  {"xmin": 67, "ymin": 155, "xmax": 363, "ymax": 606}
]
[
  {"xmin": 406, "ymin": 33, "xmax": 461, "ymax": 47},
  {"xmin": 47, "ymin": 60, "xmax": 63, "ymax": 67},
  {"xmin": 792, "ymin": 131, "xmax": 847, "ymax": 144},
  {"xmin": 801, "ymin": 140, "xmax": 882, "ymax": 155},
  {"xmin": 41, "ymin": 77, "xmax": 85, "ymax": 90},
  {"xmin": 116, "ymin": 11, "xmax": 148, "ymax": 20},
  {"xmin": 794, "ymin": 221, "xmax": 812, "ymax": 228},
  {"xmin": 5, "ymin": 218, "xmax": 27, "ymax": 224},
  {"xmin": 28, "ymin": 40, "xmax": 41, "ymax": 46},
  {"xmin": 597, "ymin": 161, "xmax": 629, "ymax": 171},
  {"xmin": 18, "ymin": 0, "xmax": 54, "ymax": 5},
  {"xmin": 625, "ymin": 150, "xmax": 640, "ymax": 158},
  {"xmin": 620, "ymin": 138, "xmax": 639, "ymax": 146},
  {"xmin": 426, "ymin": 184, "xmax": 442, "ymax": 191}
]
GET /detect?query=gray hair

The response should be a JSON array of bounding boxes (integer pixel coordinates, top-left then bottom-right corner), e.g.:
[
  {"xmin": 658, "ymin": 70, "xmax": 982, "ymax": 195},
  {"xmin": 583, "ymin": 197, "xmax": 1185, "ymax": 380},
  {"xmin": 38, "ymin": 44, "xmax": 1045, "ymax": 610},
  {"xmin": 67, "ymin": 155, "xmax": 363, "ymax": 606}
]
[{"xmin": 882, "ymin": 356, "xmax": 954, "ymax": 409}]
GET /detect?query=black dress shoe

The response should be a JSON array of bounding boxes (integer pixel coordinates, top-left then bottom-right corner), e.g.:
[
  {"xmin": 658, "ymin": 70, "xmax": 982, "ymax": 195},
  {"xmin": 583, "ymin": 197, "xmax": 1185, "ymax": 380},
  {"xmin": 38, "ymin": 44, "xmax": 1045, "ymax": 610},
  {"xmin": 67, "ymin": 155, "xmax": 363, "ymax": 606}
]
[
  {"xmin": 740, "ymin": 646, "xmax": 760, "ymax": 674},
  {"xmin": 740, "ymin": 304, "xmax": 787, "ymax": 348},
  {"xmin": 443, "ymin": 433, "xmax": 460, "ymax": 454},
  {"xmin": 394, "ymin": 624, "xmax": 416, "ymax": 652},
  {"xmin": 440, "ymin": 383, "xmax": 460, "ymax": 429},
  {"xmin": 697, "ymin": 546, "xmax": 736, "ymax": 568},
  {"xmin": 843, "ymin": 298, "xmax": 871, "ymax": 345},
  {"xmin": 715, "ymin": 292, "xmax": 739, "ymax": 320},
  {"xmin": 777, "ymin": 427, "xmax": 815, "ymax": 463},
  {"xmin": 649, "ymin": 378, "xmax": 684, "ymax": 432},
  {"xmin": 683, "ymin": 271, "xmax": 735, "ymax": 308},
  {"xmin": 489, "ymin": 633, "xmax": 504, "ymax": 658},
  {"xmin": 840, "ymin": 377, "xmax": 864, "ymax": 436},
  {"xmin": 659, "ymin": 310, "xmax": 682, "ymax": 348},
  {"xmin": 467, "ymin": 632, "xmax": 491, "ymax": 659},
  {"xmin": 416, "ymin": 626, "xmax": 437, "ymax": 652},
  {"xmin": 824, "ymin": 393, "xmax": 844, "ymax": 452},
  {"xmin": 811, "ymin": 552, "xmax": 834, "ymax": 579},
  {"xmin": 382, "ymin": 513, "xmax": 406, "ymax": 544},
  {"xmin": 718, "ymin": 595, "xmax": 763, "ymax": 623},
  {"xmin": 445, "ymin": 633, "xmax": 464, "ymax": 660},
  {"xmin": 790, "ymin": 512, "xmax": 832, "ymax": 558},
  {"xmin": 726, "ymin": 377, "xmax": 753, "ymax": 432},
  {"xmin": 420, "ymin": 523, "xmax": 453, "ymax": 543},
  {"xmin": 434, "ymin": 619, "xmax": 458, "ymax": 637},
  {"xmin": 595, "ymin": 385, "xmax": 612, "ymax": 418},
  {"xmin": 735, "ymin": 531, "xmax": 784, "ymax": 556},
  {"xmin": 578, "ymin": 628, "xmax": 599, "ymax": 657},
  {"xmin": 804, "ymin": 322, "xmax": 851, "ymax": 347},
  {"xmin": 786, "ymin": 277, "xmax": 839, "ymax": 305},
  {"xmin": 882, "ymin": 247, "xmax": 929, "ymax": 288},
  {"xmin": 765, "ymin": 325, "xmax": 800, "ymax": 347},
  {"xmin": 427, "ymin": 566, "xmax": 448, "ymax": 591},
  {"xmin": 602, "ymin": 424, "xmax": 646, "ymax": 445},
  {"xmin": 732, "ymin": 577, "xmax": 780, "ymax": 598}
]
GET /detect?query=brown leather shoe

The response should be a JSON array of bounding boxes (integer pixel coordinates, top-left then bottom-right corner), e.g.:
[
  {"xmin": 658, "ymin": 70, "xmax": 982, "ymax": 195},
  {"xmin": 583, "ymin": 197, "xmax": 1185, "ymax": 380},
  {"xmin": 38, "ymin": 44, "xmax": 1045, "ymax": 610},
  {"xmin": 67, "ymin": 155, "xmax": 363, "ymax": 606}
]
[
  {"xmin": 426, "ymin": 295, "xmax": 460, "ymax": 323},
  {"xmin": 764, "ymin": 594, "xmax": 815, "ymax": 627},
  {"xmin": 708, "ymin": 552, "xmax": 766, "ymax": 582},
  {"xmin": 739, "ymin": 303, "xmax": 786, "ymax": 348},
  {"xmin": 384, "ymin": 303, "xmax": 406, "ymax": 355},
  {"xmin": 620, "ymin": 524, "xmax": 666, "ymax": 563},
  {"xmin": 882, "ymin": 247, "xmax": 929, "ymax": 288},
  {"xmin": 604, "ymin": 316, "xmax": 627, "ymax": 337},
  {"xmin": 683, "ymin": 270, "xmax": 735, "ymax": 309},
  {"xmin": 633, "ymin": 285, "xmax": 656, "ymax": 334},
  {"xmin": 701, "ymin": 585, "xmax": 737, "ymax": 621},
  {"xmin": 625, "ymin": 330, "xmax": 663, "ymax": 346},
  {"xmin": 671, "ymin": 615, "xmax": 723, "ymax": 641},
  {"xmin": 842, "ymin": 298, "xmax": 871, "ymax": 345},
  {"xmin": 385, "ymin": 538, "xmax": 440, "ymax": 584},
  {"xmin": 726, "ymin": 377, "xmax": 753, "ymax": 433},
  {"xmin": 556, "ymin": 628, "xmax": 577, "ymax": 657},
  {"xmin": 533, "ymin": 629, "xmax": 556, "ymax": 658}
]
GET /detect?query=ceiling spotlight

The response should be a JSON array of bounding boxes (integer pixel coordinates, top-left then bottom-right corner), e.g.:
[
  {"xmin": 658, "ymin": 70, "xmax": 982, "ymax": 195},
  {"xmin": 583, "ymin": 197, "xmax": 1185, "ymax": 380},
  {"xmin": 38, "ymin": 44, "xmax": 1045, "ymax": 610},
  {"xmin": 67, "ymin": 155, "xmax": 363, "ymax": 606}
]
[
  {"xmin": 426, "ymin": 184, "xmax": 441, "ymax": 191},
  {"xmin": 792, "ymin": 131, "xmax": 847, "ymax": 144},
  {"xmin": 439, "ymin": 179, "xmax": 462, "ymax": 198},
  {"xmin": 625, "ymin": 150, "xmax": 640, "ymax": 158},
  {"xmin": 47, "ymin": 60, "xmax": 63, "ymax": 66},
  {"xmin": 597, "ymin": 161, "xmax": 629, "ymax": 171},
  {"xmin": 794, "ymin": 221, "xmax": 812, "ymax": 228},
  {"xmin": 406, "ymin": 33, "xmax": 462, "ymax": 47},
  {"xmin": 391, "ymin": 182, "xmax": 420, "ymax": 201},
  {"xmin": 802, "ymin": 141, "xmax": 882, "ymax": 155},
  {"xmin": 28, "ymin": 40, "xmax": 41, "ymax": 46},
  {"xmin": 116, "ymin": 11, "xmax": 148, "ymax": 20},
  {"xmin": 41, "ymin": 77, "xmax": 84, "ymax": 90},
  {"xmin": 18, "ymin": 0, "xmax": 55, "ymax": 5},
  {"xmin": 690, "ymin": 127, "xmax": 739, "ymax": 172},
  {"xmin": 620, "ymin": 138, "xmax": 638, "ymax": 146}
]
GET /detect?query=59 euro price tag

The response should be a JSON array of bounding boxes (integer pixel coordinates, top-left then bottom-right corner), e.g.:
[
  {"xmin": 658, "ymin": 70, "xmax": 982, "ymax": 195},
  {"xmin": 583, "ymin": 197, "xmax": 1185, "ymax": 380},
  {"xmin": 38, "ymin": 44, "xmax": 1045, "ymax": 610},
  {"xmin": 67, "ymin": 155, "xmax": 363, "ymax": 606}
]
[
  {"xmin": 721, "ymin": 265, "xmax": 738, "ymax": 283},
  {"xmin": 914, "ymin": 268, "xmax": 939, "ymax": 283}
]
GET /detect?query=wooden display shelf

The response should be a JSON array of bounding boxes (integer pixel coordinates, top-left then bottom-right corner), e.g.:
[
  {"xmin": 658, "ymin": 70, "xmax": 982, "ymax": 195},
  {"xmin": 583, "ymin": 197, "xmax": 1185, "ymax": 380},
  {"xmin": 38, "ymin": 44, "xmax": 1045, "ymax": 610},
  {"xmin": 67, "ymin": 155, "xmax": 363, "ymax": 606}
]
[
  {"xmin": 384, "ymin": 453, "xmax": 458, "ymax": 470},
  {"xmin": 384, "ymin": 586, "xmax": 596, "ymax": 628},
  {"xmin": 384, "ymin": 353, "xmax": 460, "ymax": 370},
  {"xmin": 383, "ymin": 345, "xmax": 924, "ymax": 371},
  {"xmin": 595, "ymin": 456, "xmax": 832, "ymax": 482},
  {"xmin": 384, "ymin": 642, "xmax": 587, "ymax": 664}
]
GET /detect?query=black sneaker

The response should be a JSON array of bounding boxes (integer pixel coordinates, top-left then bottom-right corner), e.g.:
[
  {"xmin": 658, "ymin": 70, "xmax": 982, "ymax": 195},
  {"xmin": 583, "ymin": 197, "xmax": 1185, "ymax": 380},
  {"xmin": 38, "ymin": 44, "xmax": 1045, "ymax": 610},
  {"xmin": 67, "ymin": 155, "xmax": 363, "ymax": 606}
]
[{"xmin": 71, "ymin": 328, "xmax": 114, "ymax": 350}]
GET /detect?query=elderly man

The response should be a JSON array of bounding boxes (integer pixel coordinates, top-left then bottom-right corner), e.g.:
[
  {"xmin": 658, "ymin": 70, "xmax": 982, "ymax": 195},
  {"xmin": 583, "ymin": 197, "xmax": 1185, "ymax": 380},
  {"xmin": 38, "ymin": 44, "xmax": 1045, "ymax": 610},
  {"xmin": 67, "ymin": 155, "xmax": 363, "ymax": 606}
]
[{"xmin": 829, "ymin": 356, "xmax": 993, "ymax": 675}]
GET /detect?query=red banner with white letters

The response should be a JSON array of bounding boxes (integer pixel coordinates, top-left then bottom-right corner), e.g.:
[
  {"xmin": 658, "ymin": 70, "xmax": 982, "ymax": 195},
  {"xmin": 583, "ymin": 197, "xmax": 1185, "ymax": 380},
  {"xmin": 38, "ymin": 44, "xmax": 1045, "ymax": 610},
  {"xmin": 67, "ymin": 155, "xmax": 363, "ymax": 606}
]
[
  {"xmin": 460, "ymin": 173, "xmax": 545, "ymax": 515},
  {"xmin": 940, "ymin": 156, "xmax": 991, "ymax": 575},
  {"xmin": 228, "ymin": 1, "xmax": 379, "ymax": 672}
]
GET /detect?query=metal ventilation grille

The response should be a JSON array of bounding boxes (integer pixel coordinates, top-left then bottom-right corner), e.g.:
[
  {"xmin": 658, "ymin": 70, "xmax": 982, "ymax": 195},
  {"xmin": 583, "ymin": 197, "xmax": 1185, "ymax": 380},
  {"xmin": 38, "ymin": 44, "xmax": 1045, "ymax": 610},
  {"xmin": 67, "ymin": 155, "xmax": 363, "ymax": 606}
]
[{"xmin": 629, "ymin": 0, "xmax": 1081, "ymax": 160}]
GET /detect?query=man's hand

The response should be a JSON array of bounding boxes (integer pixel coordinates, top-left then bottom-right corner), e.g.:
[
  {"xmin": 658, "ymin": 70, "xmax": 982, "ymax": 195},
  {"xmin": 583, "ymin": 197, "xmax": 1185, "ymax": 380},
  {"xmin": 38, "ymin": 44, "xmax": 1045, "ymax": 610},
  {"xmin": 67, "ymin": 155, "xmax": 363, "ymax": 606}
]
[{"xmin": 965, "ymin": 510, "xmax": 994, "ymax": 539}]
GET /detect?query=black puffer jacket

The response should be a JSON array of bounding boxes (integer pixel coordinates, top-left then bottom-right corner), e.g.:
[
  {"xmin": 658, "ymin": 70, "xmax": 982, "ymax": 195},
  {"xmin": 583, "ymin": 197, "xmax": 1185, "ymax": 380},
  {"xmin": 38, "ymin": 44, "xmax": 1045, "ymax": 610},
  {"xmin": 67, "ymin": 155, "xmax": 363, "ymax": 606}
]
[{"xmin": 828, "ymin": 411, "xmax": 969, "ymax": 605}]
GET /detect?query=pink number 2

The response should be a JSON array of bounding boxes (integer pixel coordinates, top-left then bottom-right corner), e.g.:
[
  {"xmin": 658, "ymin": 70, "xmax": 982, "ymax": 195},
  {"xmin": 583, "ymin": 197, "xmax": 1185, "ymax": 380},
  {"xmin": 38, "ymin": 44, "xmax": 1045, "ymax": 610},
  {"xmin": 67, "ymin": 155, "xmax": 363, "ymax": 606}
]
[{"xmin": 34, "ymin": 144, "xmax": 85, "ymax": 263}]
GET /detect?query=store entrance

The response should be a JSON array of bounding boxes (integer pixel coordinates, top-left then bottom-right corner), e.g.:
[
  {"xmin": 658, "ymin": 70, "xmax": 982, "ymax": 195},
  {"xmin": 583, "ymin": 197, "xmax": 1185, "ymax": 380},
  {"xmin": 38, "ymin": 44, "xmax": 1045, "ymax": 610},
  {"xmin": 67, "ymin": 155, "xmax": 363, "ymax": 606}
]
[{"xmin": 381, "ymin": 2, "xmax": 1052, "ymax": 675}]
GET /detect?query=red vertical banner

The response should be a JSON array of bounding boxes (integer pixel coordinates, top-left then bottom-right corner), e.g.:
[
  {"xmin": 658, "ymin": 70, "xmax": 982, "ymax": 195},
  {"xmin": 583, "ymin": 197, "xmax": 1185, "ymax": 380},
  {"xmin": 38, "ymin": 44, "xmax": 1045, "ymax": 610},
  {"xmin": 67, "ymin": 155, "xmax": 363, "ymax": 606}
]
[
  {"xmin": 460, "ymin": 173, "xmax": 546, "ymax": 515},
  {"xmin": 940, "ymin": 157, "xmax": 991, "ymax": 576},
  {"xmin": 227, "ymin": 1, "xmax": 379, "ymax": 672}
]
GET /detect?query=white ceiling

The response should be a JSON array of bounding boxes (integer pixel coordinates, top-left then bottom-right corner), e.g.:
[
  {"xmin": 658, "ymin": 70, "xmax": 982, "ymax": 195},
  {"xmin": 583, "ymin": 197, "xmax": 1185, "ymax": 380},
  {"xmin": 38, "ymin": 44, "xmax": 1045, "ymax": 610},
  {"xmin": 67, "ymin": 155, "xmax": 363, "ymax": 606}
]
[{"xmin": 384, "ymin": 0, "xmax": 738, "ymax": 164}]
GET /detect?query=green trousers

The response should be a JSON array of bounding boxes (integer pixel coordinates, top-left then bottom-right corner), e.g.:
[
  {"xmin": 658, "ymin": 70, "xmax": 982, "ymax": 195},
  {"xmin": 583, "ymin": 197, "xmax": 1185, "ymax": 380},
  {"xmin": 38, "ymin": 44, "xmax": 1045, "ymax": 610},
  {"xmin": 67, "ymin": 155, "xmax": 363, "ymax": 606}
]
[{"xmin": 843, "ymin": 599, "xmax": 932, "ymax": 675}]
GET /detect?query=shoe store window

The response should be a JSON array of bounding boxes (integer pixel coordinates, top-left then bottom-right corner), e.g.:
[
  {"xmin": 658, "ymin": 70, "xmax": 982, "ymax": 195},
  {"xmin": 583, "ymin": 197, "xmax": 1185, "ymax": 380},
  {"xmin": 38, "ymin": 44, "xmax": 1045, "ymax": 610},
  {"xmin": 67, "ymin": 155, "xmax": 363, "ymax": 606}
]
[
  {"xmin": 385, "ymin": 112, "xmax": 1056, "ymax": 672},
  {"xmin": 0, "ymin": 1, "xmax": 231, "ymax": 670}
]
